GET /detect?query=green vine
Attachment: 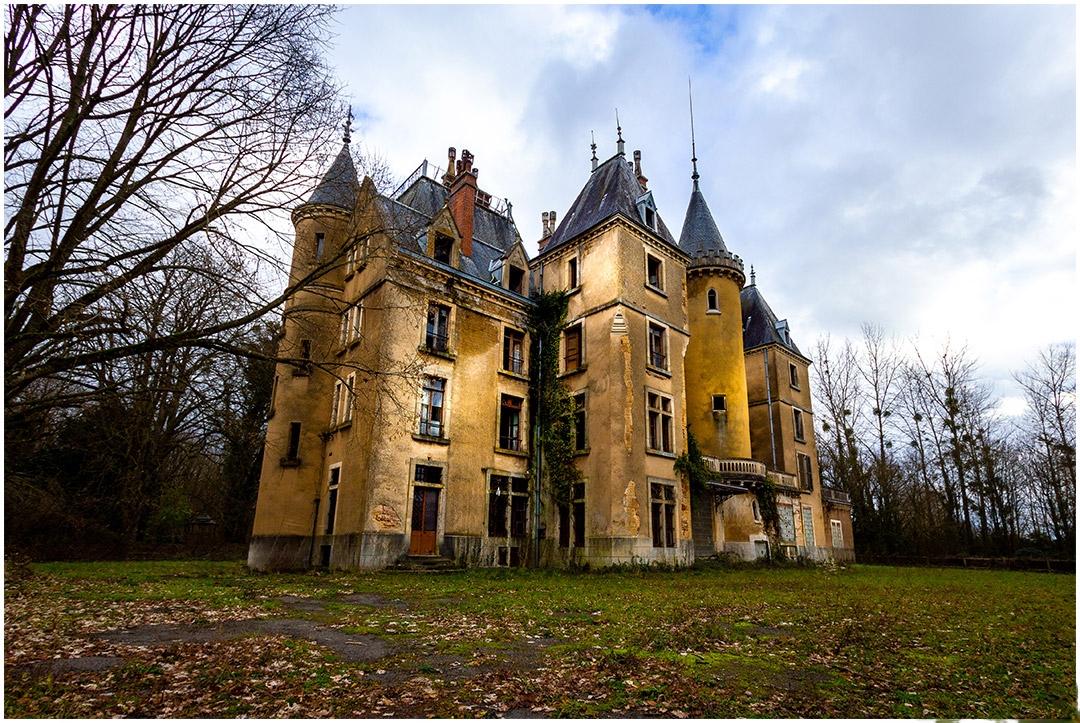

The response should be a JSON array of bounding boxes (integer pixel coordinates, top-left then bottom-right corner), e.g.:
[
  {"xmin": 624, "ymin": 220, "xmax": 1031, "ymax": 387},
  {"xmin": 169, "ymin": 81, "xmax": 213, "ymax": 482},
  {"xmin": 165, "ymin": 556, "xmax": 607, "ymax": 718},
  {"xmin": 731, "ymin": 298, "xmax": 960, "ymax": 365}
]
[
  {"xmin": 528, "ymin": 290, "xmax": 581, "ymax": 506},
  {"xmin": 753, "ymin": 480, "xmax": 781, "ymax": 537},
  {"xmin": 674, "ymin": 430, "xmax": 710, "ymax": 491}
]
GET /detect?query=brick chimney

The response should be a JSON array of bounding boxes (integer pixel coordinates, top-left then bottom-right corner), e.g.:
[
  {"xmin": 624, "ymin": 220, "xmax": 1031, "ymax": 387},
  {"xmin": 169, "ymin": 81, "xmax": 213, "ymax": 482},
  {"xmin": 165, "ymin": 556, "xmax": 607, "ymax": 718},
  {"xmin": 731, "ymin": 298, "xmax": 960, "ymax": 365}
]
[
  {"xmin": 537, "ymin": 210, "xmax": 558, "ymax": 253},
  {"xmin": 448, "ymin": 149, "xmax": 477, "ymax": 256},
  {"xmin": 634, "ymin": 150, "xmax": 648, "ymax": 190}
]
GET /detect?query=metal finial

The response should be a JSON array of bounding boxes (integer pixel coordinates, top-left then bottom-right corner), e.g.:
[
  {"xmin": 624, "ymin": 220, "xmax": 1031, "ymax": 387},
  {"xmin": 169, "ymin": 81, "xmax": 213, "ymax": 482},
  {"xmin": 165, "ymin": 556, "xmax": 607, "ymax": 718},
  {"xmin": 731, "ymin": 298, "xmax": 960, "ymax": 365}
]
[
  {"xmin": 590, "ymin": 130, "xmax": 598, "ymax": 171},
  {"xmin": 689, "ymin": 77, "xmax": 699, "ymax": 191},
  {"xmin": 343, "ymin": 106, "xmax": 353, "ymax": 144},
  {"xmin": 750, "ymin": 265, "xmax": 756, "ymax": 286},
  {"xmin": 616, "ymin": 108, "xmax": 625, "ymax": 155}
]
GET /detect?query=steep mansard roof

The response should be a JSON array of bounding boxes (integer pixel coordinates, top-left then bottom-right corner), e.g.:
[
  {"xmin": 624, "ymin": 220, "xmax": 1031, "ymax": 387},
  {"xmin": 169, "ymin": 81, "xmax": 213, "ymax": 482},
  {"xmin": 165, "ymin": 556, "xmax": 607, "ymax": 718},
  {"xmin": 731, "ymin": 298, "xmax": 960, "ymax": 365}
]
[
  {"xmin": 306, "ymin": 144, "xmax": 358, "ymax": 209},
  {"xmin": 544, "ymin": 154, "xmax": 678, "ymax": 253},
  {"xmin": 678, "ymin": 188, "xmax": 728, "ymax": 257},
  {"xmin": 740, "ymin": 282, "xmax": 805, "ymax": 358},
  {"xmin": 375, "ymin": 175, "xmax": 526, "ymax": 291}
]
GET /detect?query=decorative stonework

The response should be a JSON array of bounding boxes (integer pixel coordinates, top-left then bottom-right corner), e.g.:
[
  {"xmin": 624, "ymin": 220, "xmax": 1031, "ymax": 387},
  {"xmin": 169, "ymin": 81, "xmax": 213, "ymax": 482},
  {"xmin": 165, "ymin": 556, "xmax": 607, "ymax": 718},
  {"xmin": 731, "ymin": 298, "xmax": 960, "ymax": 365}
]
[
  {"xmin": 372, "ymin": 504, "xmax": 401, "ymax": 530},
  {"xmin": 624, "ymin": 479, "xmax": 641, "ymax": 535}
]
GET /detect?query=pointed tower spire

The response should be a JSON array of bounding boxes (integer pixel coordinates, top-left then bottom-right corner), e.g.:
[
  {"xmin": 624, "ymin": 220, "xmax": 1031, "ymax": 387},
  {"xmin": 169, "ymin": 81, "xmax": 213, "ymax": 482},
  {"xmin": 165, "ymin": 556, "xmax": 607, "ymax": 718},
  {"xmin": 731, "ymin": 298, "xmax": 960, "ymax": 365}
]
[
  {"xmin": 615, "ymin": 108, "xmax": 625, "ymax": 156},
  {"xmin": 688, "ymin": 78, "xmax": 699, "ymax": 191},
  {"xmin": 342, "ymin": 106, "xmax": 353, "ymax": 145},
  {"xmin": 590, "ymin": 130, "xmax": 598, "ymax": 171}
]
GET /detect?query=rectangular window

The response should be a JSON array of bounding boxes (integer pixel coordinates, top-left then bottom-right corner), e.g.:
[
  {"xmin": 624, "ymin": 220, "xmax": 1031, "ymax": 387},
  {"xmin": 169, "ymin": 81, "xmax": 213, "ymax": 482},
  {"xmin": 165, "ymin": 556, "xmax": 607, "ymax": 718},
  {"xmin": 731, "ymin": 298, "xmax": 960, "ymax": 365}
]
[
  {"xmin": 286, "ymin": 422, "xmax": 302, "ymax": 461},
  {"xmin": 568, "ymin": 257, "xmax": 578, "ymax": 289},
  {"xmin": 339, "ymin": 310, "xmax": 349, "ymax": 347},
  {"xmin": 793, "ymin": 408, "xmax": 806, "ymax": 442},
  {"xmin": 499, "ymin": 394, "xmax": 523, "ymax": 451},
  {"xmin": 419, "ymin": 376, "xmax": 446, "ymax": 437},
  {"xmin": 315, "ymin": 232, "xmax": 325, "ymax": 260},
  {"xmin": 778, "ymin": 504, "xmax": 796, "ymax": 542},
  {"xmin": 573, "ymin": 392, "xmax": 587, "ymax": 452},
  {"xmin": 797, "ymin": 452, "xmax": 813, "ymax": 491},
  {"xmin": 433, "ymin": 234, "xmax": 453, "ymax": 264},
  {"xmin": 831, "ymin": 519, "xmax": 844, "ymax": 547},
  {"xmin": 325, "ymin": 467, "xmax": 340, "ymax": 534},
  {"xmin": 344, "ymin": 373, "xmax": 355, "ymax": 423},
  {"xmin": 346, "ymin": 245, "xmax": 356, "ymax": 275},
  {"xmin": 572, "ymin": 482, "xmax": 585, "ymax": 548},
  {"xmin": 712, "ymin": 394, "xmax": 726, "ymax": 412},
  {"xmin": 558, "ymin": 504, "xmax": 570, "ymax": 548},
  {"xmin": 350, "ymin": 304, "xmax": 363, "ymax": 342},
  {"xmin": 650, "ymin": 482, "xmax": 676, "ymax": 548},
  {"xmin": 646, "ymin": 253, "xmax": 664, "ymax": 290},
  {"xmin": 508, "ymin": 266, "xmax": 526, "ymax": 295},
  {"xmin": 503, "ymin": 328, "xmax": 525, "ymax": 374},
  {"xmin": 789, "ymin": 362, "xmax": 800, "ymax": 388},
  {"xmin": 647, "ymin": 322, "xmax": 667, "ymax": 370},
  {"xmin": 414, "ymin": 464, "xmax": 443, "ymax": 485},
  {"xmin": 563, "ymin": 323, "xmax": 582, "ymax": 372},
  {"xmin": 488, "ymin": 475, "xmax": 528, "ymax": 537},
  {"xmin": 802, "ymin": 505, "xmax": 816, "ymax": 547},
  {"xmin": 425, "ymin": 303, "xmax": 450, "ymax": 352},
  {"xmin": 330, "ymin": 380, "xmax": 342, "ymax": 426},
  {"xmin": 647, "ymin": 391, "xmax": 674, "ymax": 454}
]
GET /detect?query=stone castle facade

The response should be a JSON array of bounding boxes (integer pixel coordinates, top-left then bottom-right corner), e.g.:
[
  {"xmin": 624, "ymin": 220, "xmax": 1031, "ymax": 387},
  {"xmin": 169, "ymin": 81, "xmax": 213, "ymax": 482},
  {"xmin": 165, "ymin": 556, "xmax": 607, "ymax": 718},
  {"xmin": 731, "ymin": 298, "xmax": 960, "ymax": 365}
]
[{"xmin": 247, "ymin": 125, "xmax": 855, "ymax": 570}]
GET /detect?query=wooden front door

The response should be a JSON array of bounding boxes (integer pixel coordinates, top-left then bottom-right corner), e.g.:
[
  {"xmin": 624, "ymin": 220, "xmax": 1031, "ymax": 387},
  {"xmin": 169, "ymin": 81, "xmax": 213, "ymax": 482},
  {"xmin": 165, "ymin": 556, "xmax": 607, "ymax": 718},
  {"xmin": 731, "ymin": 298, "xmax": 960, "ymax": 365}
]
[{"xmin": 409, "ymin": 487, "xmax": 440, "ymax": 555}]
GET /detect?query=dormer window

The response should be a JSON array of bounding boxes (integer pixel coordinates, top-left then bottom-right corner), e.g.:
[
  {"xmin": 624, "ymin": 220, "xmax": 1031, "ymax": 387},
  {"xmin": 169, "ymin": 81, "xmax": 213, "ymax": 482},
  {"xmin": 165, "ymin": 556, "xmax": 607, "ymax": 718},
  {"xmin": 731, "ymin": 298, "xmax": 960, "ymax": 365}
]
[
  {"xmin": 636, "ymin": 192, "xmax": 658, "ymax": 231},
  {"xmin": 433, "ymin": 234, "xmax": 453, "ymax": 264},
  {"xmin": 508, "ymin": 266, "xmax": 526, "ymax": 295}
]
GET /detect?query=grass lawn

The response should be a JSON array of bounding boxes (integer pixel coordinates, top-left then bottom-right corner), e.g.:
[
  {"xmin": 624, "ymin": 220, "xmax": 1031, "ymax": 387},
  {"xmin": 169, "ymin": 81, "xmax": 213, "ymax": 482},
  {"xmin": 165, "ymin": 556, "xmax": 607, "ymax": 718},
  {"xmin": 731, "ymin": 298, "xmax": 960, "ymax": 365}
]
[{"xmin": 4, "ymin": 560, "xmax": 1075, "ymax": 718}]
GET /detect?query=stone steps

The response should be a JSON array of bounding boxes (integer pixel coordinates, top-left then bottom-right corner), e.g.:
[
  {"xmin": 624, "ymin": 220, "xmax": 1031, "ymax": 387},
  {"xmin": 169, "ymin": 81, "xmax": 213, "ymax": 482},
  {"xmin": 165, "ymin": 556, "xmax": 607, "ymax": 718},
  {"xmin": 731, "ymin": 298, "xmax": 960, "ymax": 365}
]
[{"xmin": 389, "ymin": 555, "xmax": 461, "ymax": 572}]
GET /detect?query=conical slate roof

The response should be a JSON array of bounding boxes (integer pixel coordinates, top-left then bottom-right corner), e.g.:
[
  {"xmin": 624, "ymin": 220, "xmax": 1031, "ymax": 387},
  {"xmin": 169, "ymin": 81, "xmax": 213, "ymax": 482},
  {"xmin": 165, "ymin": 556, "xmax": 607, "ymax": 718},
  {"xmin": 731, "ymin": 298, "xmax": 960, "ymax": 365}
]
[
  {"xmin": 678, "ymin": 188, "xmax": 728, "ymax": 256},
  {"xmin": 544, "ymin": 154, "xmax": 677, "ymax": 253},
  {"xmin": 306, "ymin": 144, "xmax": 358, "ymax": 210},
  {"xmin": 740, "ymin": 282, "xmax": 804, "ymax": 357}
]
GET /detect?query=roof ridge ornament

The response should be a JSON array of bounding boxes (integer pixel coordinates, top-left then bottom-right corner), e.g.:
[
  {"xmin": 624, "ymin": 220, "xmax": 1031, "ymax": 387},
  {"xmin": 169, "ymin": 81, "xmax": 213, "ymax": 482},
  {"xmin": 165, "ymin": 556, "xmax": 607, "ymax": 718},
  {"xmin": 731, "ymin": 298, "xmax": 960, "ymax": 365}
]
[
  {"xmin": 616, "ymin": 108, "xmax": 625, "ymax": 156},
  {"xmin": 688, "ymin": 77, "xmax": 699, "ymax": 191}
]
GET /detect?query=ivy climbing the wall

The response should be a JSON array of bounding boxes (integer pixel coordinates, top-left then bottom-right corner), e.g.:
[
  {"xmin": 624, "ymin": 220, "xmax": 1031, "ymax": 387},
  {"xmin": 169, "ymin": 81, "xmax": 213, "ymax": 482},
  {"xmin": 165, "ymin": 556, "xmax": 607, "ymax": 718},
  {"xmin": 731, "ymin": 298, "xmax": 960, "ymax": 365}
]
[
  {"xmin": 753, "ymin": 480, "xmax": 781, "ymax": 537},
  {"xmin": 674, "ymin": 430, "xmax": 711, "ymax": 491},
  {"xmin": 528, "ymin": 290, "xmax": 581, "ymax": 506}
]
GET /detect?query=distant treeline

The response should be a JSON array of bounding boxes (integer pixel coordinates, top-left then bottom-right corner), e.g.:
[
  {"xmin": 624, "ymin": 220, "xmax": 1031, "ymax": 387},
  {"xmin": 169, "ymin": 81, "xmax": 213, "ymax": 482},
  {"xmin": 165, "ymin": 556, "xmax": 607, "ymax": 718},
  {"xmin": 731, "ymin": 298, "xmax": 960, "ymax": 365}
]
[{"xmin": 812, "ymin": 326, "xmax": 1074, "ymax": 559}]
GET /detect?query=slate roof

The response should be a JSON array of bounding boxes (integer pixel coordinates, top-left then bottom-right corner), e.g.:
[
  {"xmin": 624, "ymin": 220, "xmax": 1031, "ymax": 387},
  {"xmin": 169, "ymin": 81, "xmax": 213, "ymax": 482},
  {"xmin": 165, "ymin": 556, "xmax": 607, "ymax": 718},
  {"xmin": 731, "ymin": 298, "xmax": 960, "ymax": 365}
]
[
  {"xmin": 376, "ymin": 175, "xmax": 525, "ymax": 291},
  {"xmin": 306, "ymin": 144, "xmax": 358, "ymax": 209},
  {"xmin": 544, "ymin": 154, "xmax": 678, "ymax": 253},
  {"xmin": 740, "ymin": 282, "xmax": 804, "ymax": 357},
  {"xmin": 679, "ymin": 188, "xmax": 728, "ymax": 256}
]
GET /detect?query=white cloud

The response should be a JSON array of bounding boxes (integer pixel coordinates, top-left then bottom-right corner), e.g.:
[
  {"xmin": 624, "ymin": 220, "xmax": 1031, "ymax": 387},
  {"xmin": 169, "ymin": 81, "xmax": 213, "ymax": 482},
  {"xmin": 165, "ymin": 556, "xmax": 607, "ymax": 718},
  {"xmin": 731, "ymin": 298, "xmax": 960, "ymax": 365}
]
[{"xmin": 320, "ymin": 5, "xmax": 1074, "ymax": 403}]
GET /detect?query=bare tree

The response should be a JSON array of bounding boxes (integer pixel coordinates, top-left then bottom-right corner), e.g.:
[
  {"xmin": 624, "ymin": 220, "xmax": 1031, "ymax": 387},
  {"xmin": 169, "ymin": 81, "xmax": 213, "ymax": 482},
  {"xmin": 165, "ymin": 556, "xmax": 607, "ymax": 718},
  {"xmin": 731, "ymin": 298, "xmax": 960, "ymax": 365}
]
[{"xmin": 4, "ymin": 5, "xmax": 345, "ymax": 413}]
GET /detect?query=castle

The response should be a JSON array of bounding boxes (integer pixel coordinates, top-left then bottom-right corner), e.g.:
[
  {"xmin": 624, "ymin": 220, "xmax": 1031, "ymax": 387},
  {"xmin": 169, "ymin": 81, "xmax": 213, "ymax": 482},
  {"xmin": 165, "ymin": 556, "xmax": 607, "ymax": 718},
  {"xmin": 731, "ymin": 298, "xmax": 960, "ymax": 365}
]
[{"xmin": 247, "ymin": 120, "xmax": 854, "ymax": 570}]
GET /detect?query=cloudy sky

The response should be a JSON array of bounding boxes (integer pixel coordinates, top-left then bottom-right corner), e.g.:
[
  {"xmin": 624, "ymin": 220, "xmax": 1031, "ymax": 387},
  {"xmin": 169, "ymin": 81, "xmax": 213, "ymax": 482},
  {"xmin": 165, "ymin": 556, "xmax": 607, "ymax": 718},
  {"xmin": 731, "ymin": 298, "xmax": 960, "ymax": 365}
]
[{"xmin": 324, "ymin": 4, "xmax": 1075, "ymax": 411}]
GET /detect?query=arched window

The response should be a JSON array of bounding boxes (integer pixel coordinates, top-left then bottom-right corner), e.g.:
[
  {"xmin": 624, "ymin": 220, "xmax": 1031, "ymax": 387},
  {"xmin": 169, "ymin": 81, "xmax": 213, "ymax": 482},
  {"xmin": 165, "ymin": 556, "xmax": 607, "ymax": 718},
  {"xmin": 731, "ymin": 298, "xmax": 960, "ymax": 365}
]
[{"xmin": 707, "ymin": 288, "xmax": 718, "ymax": 311}]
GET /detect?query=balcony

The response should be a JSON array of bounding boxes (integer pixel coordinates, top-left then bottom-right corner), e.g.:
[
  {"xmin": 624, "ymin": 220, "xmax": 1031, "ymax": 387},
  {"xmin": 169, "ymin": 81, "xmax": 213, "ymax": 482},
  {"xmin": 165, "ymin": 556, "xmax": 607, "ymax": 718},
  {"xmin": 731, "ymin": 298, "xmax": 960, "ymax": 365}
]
[
  {"xmin": 702, "ymin": 456, "xmax": 767, "ymax": 486},
  {"xmin": 822, "ymin": 487, "xmax": 851, "ymax": 506},
  {"xmin": 767, "ymin": 469, "xmax": 800, "ymax": 492}
]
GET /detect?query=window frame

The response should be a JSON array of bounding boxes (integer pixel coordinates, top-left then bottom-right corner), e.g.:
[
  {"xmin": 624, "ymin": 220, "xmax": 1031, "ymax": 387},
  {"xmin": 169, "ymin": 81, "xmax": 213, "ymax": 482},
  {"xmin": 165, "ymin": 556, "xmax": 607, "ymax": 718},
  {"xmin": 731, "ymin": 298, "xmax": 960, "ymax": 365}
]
[
  {"xmin": 502, "ymin": 327, "xmax": 526, "ymax": 375},
  {"xmin": 314, "ymin": 232, "xmax": 325, "ymax": 260},
  {"xmin": 563, "ymin": 322, "xmax": 583, "ymax": 373},
  {"xmin": 425, "ymin": 302, "xmax": 451, "ymax": 353},
  {"xmin": 711, "ymin": 394, "xmax": 727, "ymax": 413},
  {"xmin": 646, "ymin": 389, "xmax": 675, "ymax": 455},
  {"xmin": 706, "ymin": 288, "xmax": 719, "ymax": 312},
  {"xmin": 433, "ymin": 233, "xmax": 454, "ymax": 264},
  {"xmin": 498, "ymin": 394, "xmax": 524, "ymax": 452},
  {"xmin": 789, "ymin": 362, "xmax": 800, "ymax": 389},
  {"xmin": 645, "ymin": 252, "xmax": 664, "ymax": 292},
  {"xmin": 830, "ymin": 519, "xmax": 844, "ymax": 547},
  {"xmin": 507, "ymin": 265, "xmax": 526, "ymax": 295},
  {"xmin": 285, "ymin": 421, "xmax": 302, "ymax": 462},
  {"xmin": 418, "ymin": 376, "xmax": 447, "ymax": 438},
  {"xmin": 324, "ymin": 464, "xmax": 341, "ymax": 535},
  {"xmin": 330, "ymin": 380, "xmax": 342, "ymax": 427},
  {"xmin": 573, "ymin": 391, "xmax": 587, "ymax": 452},
  {"xmin": 343, "ymin": 373, "xmax": 355, "ymax": 423},
  {"xmin": 487, "ymin": 474, "xmax": 529, "ymax": 538},
  {"xmin": 650, "ymin": 480, "xmax": 676, "ymax": 548},
  {"xmin": 793, "ymin": 407, "xmax": 806, "ymax": 442},
  {"xmin": 567, "ymin": 257, "xmax": 579, "ymax": 289},
  {"xmin": 647, "ymin": 321, "xmax": 668, "ymax": 371},
  {"xmin": 796, "ymin": 452, "xmax": 813, "ymax": 491}
]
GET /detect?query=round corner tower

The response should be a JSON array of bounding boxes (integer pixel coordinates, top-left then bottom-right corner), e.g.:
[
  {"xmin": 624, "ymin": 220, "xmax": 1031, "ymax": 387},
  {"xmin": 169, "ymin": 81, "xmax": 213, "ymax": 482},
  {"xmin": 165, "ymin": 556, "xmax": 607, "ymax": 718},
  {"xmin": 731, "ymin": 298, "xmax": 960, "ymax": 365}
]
[{"xmin": 679, "ymin": 185, "xmax": 752, "ymax": 461}]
